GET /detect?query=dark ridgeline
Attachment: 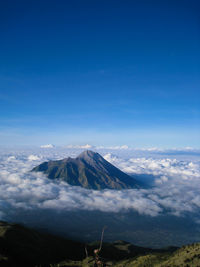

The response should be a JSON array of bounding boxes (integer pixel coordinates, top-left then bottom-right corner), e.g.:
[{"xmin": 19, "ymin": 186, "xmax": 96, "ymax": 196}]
[
  {"xmin": 0, "ymin": 221, "xmax": 84, "ymax": 267},
  {"xmin": 0, "ymin": 221, "xmax": 179, "ymax": 267},
  {"xmin": 32, "ymin": 150, "xmax": 140, "ymax": 190}
]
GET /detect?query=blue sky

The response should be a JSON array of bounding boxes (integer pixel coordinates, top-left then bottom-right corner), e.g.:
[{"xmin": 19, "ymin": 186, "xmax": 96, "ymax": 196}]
[{"xmin": 0, "ymin": 0, "xmax": 199, "ymax": 147}]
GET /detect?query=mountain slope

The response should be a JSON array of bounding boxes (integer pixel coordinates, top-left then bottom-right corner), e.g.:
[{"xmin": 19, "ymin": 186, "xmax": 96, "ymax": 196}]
[
  {"xmin": 32, "ymin": 150, "xmax": 140, "ymax": 190},
  {"xmin": 114, "ymin": 243, "xmax": 200, "ymax": 267},
  {"xmin": 0, "ymin": 221, "xmax": 179, "ymax": 267},
  {"xmin": 0, "ymin": 221, "xmax": 85, "ymax": 267},
  {"xmin": 2, "ymin": 221, "xmax": 199, "ymax": 267}
]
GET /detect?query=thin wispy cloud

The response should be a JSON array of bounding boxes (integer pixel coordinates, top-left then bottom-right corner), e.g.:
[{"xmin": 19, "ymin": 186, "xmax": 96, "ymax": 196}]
[{"xmin": 40, "ymin": 144, "xmax": 54, "ymax": 148}]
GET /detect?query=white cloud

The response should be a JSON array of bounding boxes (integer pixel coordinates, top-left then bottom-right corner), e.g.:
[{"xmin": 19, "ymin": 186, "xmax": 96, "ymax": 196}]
[
  {"xmin": 134, "ymin": 147, "xmax": 163, "ymax": 152},
  {"xmin": 64, "ymin": 144, "xmax": 93, "ymax": 149},
  {"xmin": 7, "ymin": 156, "xmax": 16, "ymax": 161},
  {"xmin": 96, "ymin": 145, "xmax": 129, "ymax": 150},
  {"xmin": 104, "ymin": 153, "xmax": 200, "ymax": 181},
  {"xmin": 109, "ymin": 145, "xmax": 129, "ymax": 150},
  {"xmin": 0, "ymin": 152, "xmax": 161, "ymax": 217},
  {"xmin": 0, "ymin": 148, "xmax": 200, "ymax": 226},
  {"xmin": 40, "ymin": 144, "xmax": 54, "ymax": 148},
  {"xmin": 28, "ymin": 155, "xmax": 40, "ymax": 161}
]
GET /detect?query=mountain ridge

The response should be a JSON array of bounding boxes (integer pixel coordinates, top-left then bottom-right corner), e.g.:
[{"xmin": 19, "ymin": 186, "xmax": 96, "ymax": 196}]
[
  {"xmin": 1, "ymin": 221, "xmax": 199, "ymax": 267},
  {"xmin": 0, "ymin": 221, "xmax": 179, "ymax": 267}
]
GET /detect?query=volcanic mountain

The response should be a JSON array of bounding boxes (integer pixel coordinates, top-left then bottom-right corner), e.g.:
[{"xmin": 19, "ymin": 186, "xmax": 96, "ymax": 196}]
[{"xmin": 32, "ymin": 150, "xmax": 140, "ymax": 190}]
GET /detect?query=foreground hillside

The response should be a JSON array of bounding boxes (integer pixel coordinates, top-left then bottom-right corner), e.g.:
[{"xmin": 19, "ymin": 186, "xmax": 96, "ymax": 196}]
[
  {"xmin": 54, "ymin": 243, "xmax": 200, "ymax": 267},
  {"xmin": 113, "ymin": 243, "xmax": 200, "ymax": 267},
  {"xmin": 0, "ymin": 221, "xmax": 85, "ymax": 266},
  {"xmin": 0, "ymin": 221, "xmax": 200, "ymax": 266}
]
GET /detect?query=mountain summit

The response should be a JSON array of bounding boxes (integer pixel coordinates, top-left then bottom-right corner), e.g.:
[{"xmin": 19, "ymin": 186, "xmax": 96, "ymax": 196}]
[{"xmin": 32, "ymin": 150, "xmax": 140, "ymax": 190}]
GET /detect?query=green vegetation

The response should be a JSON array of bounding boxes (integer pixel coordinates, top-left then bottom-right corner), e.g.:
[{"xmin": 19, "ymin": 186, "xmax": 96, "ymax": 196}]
[
  {"xmin": 0, "ymin": 221, "xmax": 200, "ymax": 266},
  {"xmin": 158, "ymin": 243, "xmax": 200, "ymax": 267},
  {"xmin": 52, "ymin": 244, "xmax": 200, "ymax": 267}
]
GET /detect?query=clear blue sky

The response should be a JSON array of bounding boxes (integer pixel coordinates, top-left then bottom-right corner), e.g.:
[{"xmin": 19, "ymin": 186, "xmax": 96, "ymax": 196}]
[{"xmin": 0, "ymin": 0, "xmax": 199, "ymax": 147}]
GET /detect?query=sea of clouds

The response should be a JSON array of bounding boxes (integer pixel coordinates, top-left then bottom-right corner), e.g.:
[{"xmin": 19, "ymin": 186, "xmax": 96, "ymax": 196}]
[{"xmin": 0, "ymin": 146, "xmax": 200, "ymax": 223}]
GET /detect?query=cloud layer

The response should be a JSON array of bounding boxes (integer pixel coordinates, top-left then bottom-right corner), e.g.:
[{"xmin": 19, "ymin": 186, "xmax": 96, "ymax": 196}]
[{"xmin": 0, "ymin": 148, "xmax": 200, "ymax": 223}]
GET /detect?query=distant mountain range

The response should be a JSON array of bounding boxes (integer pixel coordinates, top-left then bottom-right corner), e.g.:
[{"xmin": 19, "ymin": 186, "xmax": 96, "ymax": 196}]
[{"xmin": 32, "ymin": 150, "xmax": 140, "ymax": 190}]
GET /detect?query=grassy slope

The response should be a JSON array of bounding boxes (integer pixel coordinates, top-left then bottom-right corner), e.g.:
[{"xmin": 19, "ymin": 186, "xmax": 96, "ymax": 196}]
[
  {"xmin": 51, "ymin": 243, "xmax": 200, "ymax": 267},
  {"xmin": 109, "ymin": 243, "xmax": 200, "ymax": 267}
]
